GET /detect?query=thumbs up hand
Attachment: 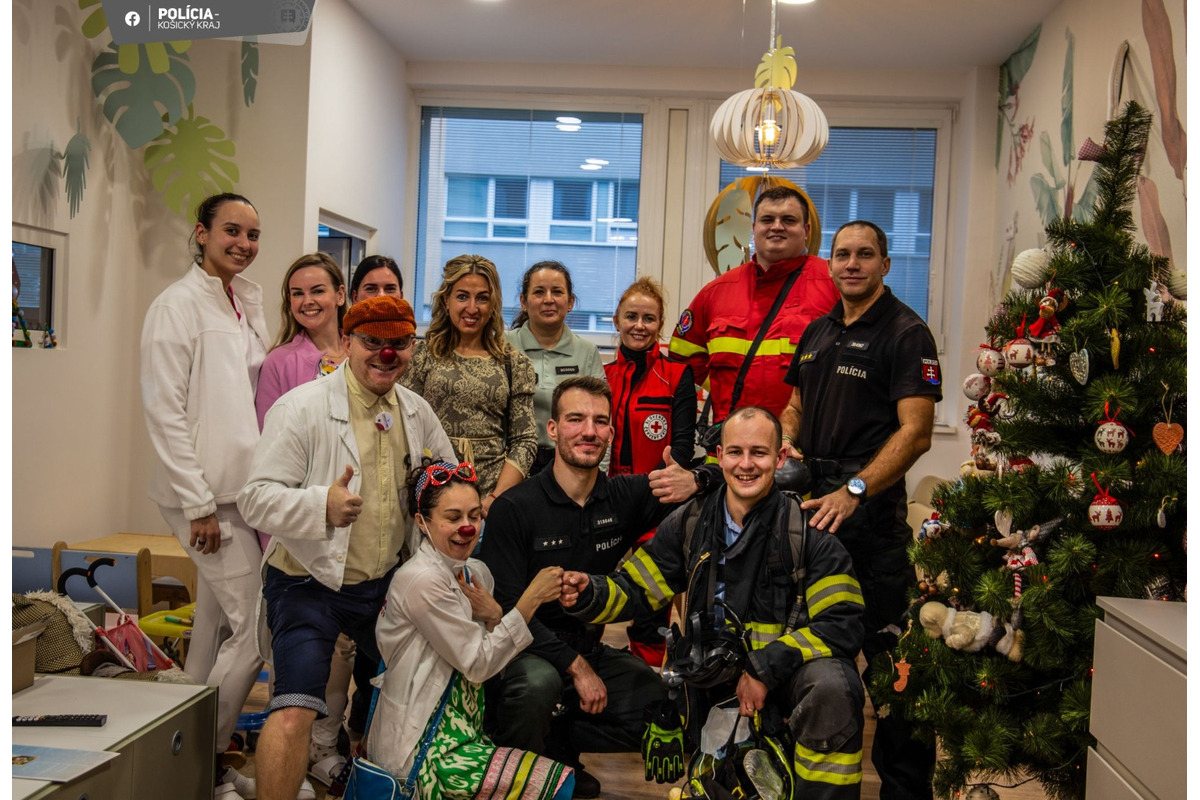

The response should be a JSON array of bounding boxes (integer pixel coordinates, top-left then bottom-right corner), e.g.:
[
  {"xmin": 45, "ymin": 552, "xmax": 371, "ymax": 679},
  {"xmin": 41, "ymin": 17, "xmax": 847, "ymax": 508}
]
[
  {"xmin": 648, "ymin": 446, "xmax": 700, "ymax": 503},
  {"xmin": 326, "ymin": 464, "xmax": 363, "ymax": 527}
]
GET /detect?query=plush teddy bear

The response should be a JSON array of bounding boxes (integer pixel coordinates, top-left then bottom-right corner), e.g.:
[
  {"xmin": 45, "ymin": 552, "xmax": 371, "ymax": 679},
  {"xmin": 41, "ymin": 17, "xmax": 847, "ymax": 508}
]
[{"xmin": 918, "ymin": 600, "xmax": 1023, "ymax": 662}]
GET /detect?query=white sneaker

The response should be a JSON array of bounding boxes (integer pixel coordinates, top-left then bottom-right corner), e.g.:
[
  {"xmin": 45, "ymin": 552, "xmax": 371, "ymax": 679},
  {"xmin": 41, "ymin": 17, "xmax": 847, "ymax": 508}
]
[
  {"xmin": 218, "ymin": 766, "xmax": 257, "ymax": 799},
  {"xmin": 308, "ymin": 741, "xmax": 347, "ymax": 787},
  {"xmin": 297, "ymin": 778, "xmax": 317, "ymax": 800}
]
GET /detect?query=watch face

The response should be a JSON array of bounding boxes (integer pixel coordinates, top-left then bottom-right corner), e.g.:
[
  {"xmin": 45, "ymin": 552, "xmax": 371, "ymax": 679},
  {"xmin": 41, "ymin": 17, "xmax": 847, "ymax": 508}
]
[{"xmin": 847, "ymin": 478, "xmax": 867, "ymax": 496}]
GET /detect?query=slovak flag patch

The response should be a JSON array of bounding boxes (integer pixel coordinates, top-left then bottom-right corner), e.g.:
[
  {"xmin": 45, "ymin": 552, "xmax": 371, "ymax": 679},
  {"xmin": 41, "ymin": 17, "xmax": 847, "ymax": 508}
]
[{"xmin": 921, "ymin": 358, "xmax": 941, "ymax": 385}]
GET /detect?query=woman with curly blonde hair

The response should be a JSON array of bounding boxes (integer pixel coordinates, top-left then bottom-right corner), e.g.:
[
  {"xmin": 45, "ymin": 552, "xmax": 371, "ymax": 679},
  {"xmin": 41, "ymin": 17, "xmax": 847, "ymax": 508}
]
[{"xmin": 403, "ymin": 255, "xmax": 537, "ymax": 513}]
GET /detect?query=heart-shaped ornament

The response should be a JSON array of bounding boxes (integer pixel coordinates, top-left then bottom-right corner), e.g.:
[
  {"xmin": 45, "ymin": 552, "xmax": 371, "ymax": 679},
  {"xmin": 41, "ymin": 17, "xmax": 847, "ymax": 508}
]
[
  {"xmin": 1068, "ymin": 349, "xmax": 1089, "ymax": 385},
  {"xmin": 1152, "ymin": 422, "xmax": 1184, "ymax": 454}
]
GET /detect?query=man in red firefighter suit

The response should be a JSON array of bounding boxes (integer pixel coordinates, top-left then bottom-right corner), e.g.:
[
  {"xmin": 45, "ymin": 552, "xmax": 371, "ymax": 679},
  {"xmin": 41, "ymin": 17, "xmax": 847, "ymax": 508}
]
[{"xmin": 669, "ymin": 185, "xmax": 838, "ymax": 423}]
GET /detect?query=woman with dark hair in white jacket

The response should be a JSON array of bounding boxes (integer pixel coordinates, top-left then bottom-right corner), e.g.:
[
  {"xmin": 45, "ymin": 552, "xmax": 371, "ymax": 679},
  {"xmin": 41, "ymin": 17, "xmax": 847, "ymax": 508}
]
[
  {"xmin": 368, "ymin": 460, "xmax": 574, "ymax": 800},
  {"xmin": 140, "ymin": 193, "xmax": 275, "ymax": 799}
]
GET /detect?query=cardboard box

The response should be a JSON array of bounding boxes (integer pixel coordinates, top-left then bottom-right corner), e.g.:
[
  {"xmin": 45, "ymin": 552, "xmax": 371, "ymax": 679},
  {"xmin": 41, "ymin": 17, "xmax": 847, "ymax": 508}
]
[{"xmin": 13, "ymin": 622, "xmax": 47, "ymax": 693}]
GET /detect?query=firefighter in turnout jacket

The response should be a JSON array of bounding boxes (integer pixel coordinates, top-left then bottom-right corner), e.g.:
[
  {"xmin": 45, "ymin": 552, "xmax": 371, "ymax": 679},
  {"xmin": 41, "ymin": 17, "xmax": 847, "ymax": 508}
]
[{"xmin": 562, "ymin": 408, "xmax": 866, "ymax": 799}]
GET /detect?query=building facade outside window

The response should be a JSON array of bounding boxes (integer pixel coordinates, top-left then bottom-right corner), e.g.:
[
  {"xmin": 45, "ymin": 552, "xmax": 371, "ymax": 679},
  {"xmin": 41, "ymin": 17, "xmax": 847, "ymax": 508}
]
[{"xmin": 415, "ymin": 107, "xmax": 643, "ymax": 333}]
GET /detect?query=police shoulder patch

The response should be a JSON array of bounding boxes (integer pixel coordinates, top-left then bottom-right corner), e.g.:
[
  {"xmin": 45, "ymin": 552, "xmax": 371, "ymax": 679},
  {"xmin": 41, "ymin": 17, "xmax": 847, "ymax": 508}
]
[{"xmin": 921, "ymin": 358, "xmax": 941, "ymax": 385}]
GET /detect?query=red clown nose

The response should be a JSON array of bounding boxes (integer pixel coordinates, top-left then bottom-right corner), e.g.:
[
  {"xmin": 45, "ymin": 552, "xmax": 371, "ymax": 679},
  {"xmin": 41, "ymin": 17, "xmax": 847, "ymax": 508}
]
[
  {"xmin": 457, "ymin": 525, "xmax": 477, "ymax": 538},
  {"xmin": 379, "ymin": 346, "xmax": 397, "ymax": 364}
]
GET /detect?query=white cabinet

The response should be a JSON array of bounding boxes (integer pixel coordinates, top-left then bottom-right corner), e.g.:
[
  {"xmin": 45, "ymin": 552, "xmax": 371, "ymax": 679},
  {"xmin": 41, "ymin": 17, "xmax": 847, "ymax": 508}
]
[
  {"xmin": 12, "ymin": 675, "xmax": 217, "ymax": 800},
  {"xmin": 1087, "ymin": 597, "xmax": 1186, "ymax": 800}
]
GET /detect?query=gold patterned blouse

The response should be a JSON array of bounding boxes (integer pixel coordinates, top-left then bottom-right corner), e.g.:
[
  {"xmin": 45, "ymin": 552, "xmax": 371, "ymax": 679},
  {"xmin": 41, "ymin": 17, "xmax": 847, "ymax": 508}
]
[{"xmin": 401, "ymin": 342, "xmax": 538, "ymax": 496}]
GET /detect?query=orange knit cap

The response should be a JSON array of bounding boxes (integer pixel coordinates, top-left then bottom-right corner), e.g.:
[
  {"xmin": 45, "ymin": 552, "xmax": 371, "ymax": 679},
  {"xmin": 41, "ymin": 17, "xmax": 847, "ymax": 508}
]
[{"xmin": 343, "ymin": 295, "xmax": 416, "ymax": 338}]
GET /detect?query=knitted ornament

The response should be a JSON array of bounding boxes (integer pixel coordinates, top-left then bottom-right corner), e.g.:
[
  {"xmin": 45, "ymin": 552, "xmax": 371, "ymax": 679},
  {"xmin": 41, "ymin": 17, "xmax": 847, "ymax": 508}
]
[
  {"xmin": 1010, "ymin": 248, "xmax": 1052, "ymax": 289},
  {"xmin": 1167, "ymin": 269, "xmax": 1187, "ymax": 301}
]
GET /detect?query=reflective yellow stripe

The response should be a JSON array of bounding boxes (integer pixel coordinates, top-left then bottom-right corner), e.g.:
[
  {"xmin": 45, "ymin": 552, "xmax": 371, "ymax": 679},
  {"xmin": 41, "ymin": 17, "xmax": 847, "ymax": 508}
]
[
  {"xmin": 778, "ymin": 629, "xmax": 832, "ymax": 659},
  {"xmin": 746, "ymin": 621, "xmax": 784, "ymax": 650},
  {"xmin": 708, "ymin": 336, "xmax": 798, "ymax": 357},
  {"xmin": 793, "ymin": 741, "xmax": 863, "ymax": 786},
  {"xmin": 668, "ymin": 337, "xmax": 707, "ymax": 358},
  {"xmin": 621, "ymin": 551, "xmax": 672, "ymax": 611},
  {"xmin": 806, "ymin": 574, "xmax": 864, "ymax": 617},
  {"xmin": 595, "ymin": 576, "xmax": 628, "ymax": 623}
]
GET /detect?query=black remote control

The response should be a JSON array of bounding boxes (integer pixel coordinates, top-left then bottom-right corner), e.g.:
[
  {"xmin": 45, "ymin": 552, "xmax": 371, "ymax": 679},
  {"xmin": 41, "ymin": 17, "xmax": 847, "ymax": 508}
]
[{"xmin": 13, "ymin": 714, "xmax": 107, "ymax": 727}]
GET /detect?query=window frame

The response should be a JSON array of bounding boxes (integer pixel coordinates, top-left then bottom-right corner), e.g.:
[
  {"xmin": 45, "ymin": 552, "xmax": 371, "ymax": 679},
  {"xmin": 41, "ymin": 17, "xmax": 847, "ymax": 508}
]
[
  {"xmin": 12, "ymin": 223, "xmax": 69, "ymax": 348},
  {"xmin": 405, "ymin": 92, "xmax": 666, "ymax": 347}
]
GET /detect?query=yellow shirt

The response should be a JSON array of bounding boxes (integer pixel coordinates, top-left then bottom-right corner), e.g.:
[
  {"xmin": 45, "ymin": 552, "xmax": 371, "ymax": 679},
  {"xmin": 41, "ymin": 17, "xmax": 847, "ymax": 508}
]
[{"xmin": 268, "ymin": 365, "xmax": 410, "ymax": 583}]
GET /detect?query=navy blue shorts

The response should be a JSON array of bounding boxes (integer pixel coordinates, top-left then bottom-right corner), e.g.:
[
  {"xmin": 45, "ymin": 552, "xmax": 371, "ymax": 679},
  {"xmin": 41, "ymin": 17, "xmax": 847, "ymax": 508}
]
[{"xmin": 263, "ymin": 566, "xmax": 391, "ymax": 716}]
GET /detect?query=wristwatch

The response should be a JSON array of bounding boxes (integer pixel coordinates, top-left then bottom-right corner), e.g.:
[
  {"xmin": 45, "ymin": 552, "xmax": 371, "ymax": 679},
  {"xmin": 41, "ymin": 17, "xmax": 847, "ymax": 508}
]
[
  {"xmin": 846, "ymin": 477, "xmax": 867, "ymax": 498},
  {"xmin": 692, "ymin": 468, "xmax": 711, "ymax": 493}
]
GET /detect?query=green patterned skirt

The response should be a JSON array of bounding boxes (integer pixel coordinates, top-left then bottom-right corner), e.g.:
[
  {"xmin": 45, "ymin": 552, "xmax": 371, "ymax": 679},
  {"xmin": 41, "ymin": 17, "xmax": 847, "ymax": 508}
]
[{"xmin": 416, "ymin": 677, "xmax": 570, "ymax": 800}]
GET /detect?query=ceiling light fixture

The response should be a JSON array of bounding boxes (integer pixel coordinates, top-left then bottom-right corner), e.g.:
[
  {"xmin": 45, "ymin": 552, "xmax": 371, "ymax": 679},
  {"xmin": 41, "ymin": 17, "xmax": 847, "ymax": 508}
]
[
  {"xmin": 585, "ymin": 158, "xmax": 610, "ymax": 165},
  {"xmin": 778, "ymin": 0, "xmax": 816, "ymax": 5},
  {"xmin": 710, "ymin": 0, "xmax": 828, "ymax": 169},
  {"xmin": 556, "ymin": 124, "xmax": 581, "ymax": 132},
  {"xmin": 580, "ymin": 163, "xmax": 602, "ymax": 171},
  {"xmin": 556, "ymin": 116, "xmax": 582, "ymax": 125}
]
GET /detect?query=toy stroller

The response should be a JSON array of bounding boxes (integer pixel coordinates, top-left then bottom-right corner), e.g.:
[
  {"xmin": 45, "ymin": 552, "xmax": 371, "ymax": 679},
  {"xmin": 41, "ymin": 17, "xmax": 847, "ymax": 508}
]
[{"xmin": 57, "ymin": 557, "xmax": 175, "ymax": 673}]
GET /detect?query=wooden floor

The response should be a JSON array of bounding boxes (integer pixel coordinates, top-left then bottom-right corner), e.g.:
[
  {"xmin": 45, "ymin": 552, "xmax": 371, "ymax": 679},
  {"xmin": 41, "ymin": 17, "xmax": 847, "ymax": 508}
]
[{"xmin": 238, "ymin": 628, "xmax": 1048, "ymax": 800}]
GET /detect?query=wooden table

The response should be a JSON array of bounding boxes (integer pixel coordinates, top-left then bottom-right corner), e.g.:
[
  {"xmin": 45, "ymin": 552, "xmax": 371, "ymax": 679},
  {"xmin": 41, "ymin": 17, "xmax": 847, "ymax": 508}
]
[{"xmin": 66, "ymin": 532, "xmax": 197, "ymax": 603}]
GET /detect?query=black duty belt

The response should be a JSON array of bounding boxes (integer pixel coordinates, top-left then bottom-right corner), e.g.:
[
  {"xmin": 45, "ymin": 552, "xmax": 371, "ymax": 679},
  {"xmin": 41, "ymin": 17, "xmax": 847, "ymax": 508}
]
[{"xmin": 804, "ymin": 457, "xmax": 868, "ymax": 480}]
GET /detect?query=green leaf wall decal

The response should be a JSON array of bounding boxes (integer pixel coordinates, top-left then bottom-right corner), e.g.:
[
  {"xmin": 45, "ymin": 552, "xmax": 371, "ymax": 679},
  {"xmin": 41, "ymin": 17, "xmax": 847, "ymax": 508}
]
[
  {"xmin": 63, "ymin": 118, "xmax": 91, "ymax": 218},
  {"xmin": 1060, "ymin": 28, "xmax": 1075, "ymax": 168},
  {"xmin": 78, "ymin": 0, "xmax": 107, "ymax": 39},
  {"xmin": 144, "ymin": 108, "xmax": 239, "ymax": 216},
  {"xmin": 1030, "ymin": 173, "xmax": 1060, "ymax": 227},
  {"xmin": 241, "ymin": 38, "xmax": 259, "ymax": 107},
  {"xmin": 91, "ymin": 43, "xmax": 195, "ymax": 149}
]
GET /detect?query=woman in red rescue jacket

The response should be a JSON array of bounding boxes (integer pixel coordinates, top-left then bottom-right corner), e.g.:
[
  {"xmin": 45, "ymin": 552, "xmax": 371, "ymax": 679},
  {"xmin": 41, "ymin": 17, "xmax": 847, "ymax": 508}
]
[{"xmin": 605, "ymin": 277, "xmax": 698, "ymax": 665}]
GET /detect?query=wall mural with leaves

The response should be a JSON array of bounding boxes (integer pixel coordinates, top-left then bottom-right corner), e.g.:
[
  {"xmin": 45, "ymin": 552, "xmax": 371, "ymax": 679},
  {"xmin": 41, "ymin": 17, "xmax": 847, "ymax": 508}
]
[
  {"xmin": 992, "ymin": 0, "xmax": 1186, "ymax": 306},
  {"xmin": 47, "ymin": 0, "xmax": 262, "ymax": 218}
]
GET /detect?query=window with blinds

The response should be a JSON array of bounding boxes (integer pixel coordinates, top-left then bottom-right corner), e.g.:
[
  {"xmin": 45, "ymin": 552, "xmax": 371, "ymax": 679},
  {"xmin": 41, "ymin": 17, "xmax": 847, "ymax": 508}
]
[
  {"xmin": 720, "ymin": 127, "xmax": 938, "ymax": 320},
  {"xmin": 12, "ymin": 241, "xmax": 54, "ymax": 332},
  {"xmin": 415, "ymin": 107, "xmax": 644, "ymax": 332}
]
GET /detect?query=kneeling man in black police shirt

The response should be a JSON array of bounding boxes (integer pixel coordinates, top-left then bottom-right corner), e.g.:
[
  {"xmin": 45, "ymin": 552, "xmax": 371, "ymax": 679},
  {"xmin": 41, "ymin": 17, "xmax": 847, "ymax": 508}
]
[
  {"xmin": 781, "ymin": 220, "xmax": 943, "ymax": 800},
  {"xmin": 480, "ymin": 375, "xmax": 712, "ymax": 798},
  {"xmin": 562, "ymin": 407, "xmax": 867, "ymax": 800}
]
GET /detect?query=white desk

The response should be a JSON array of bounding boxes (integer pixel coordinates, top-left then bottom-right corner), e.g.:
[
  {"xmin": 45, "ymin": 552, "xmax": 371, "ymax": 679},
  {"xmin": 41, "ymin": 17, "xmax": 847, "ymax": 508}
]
[{"xmin": 12, "ymin": 675, "xmax": 217, "ymax": 800}]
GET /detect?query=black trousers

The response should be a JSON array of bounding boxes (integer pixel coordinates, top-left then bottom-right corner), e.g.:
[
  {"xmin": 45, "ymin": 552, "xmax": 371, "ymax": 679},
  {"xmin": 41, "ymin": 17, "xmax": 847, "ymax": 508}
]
[
  {"xmin": 816, "ymin": 476, "xmax": 935, "ymax": 800},
  {"xmin": 484, "ymin": 644, "xmax": 667, "ymax": 758}
]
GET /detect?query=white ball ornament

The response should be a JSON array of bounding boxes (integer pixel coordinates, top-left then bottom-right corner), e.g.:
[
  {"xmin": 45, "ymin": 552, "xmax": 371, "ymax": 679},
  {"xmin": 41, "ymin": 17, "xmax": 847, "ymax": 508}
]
[
  {"xmin": 976, "ymin": 346, "xmax": 1005, "ymax": 376},
  {"xmin": 1094, "ymin": 421, "xmax": 1129, "ymax": 454},
  {"xmin": 1004, "ymin": 337, "xmax": 1035, "ymax": 368},
  {"xmin": 1089, "ymin": 496, "xmax": 1124, "ymax": 530},
  {"xmin": 962, "ymin": 372, "xmax": 992, "ymax": 401},
  {"xmin": 1011, "ymin": 248, "xmax": 1052, "ymax": 289},
  {"xmin": 1167, "ymin": 268, "xmax": 1187, "ymax": 301}
]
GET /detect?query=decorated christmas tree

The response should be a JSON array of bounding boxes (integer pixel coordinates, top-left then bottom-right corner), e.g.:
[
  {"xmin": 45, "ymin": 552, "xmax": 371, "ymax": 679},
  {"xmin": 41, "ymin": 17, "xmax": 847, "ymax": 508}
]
[{"xmin": 870, "ymin": 101, "xmax": 1186, "ymax": 800}]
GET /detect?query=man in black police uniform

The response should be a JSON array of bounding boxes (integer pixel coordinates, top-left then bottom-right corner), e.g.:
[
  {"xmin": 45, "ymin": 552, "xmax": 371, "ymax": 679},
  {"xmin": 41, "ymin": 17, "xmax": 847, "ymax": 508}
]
[
  {"xmin": 780, "ymin": 220, "xmax": 942, "ymax": 800},
  {"xmin": 481, "ymin": 375, "xmax": 710, "ymax": 797}
]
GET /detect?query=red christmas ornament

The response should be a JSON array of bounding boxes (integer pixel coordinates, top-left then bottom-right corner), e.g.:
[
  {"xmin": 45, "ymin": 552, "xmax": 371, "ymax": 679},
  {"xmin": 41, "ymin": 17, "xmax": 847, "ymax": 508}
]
[{"xmin": 1088, "ymin": 473, "xmax": 1124, "ymax": 530}]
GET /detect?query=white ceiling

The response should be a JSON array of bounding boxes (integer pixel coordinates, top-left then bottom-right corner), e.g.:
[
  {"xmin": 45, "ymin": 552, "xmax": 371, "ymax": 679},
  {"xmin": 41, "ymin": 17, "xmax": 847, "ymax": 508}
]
[{"xmin": 344, "ymin": 0, "xmax": 1063, "ymax": 72}]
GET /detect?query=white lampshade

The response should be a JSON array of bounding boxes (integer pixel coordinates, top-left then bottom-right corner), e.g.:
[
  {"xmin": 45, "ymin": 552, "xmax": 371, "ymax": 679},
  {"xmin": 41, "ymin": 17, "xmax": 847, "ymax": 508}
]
[{"xmin": 711, "ymin": 86, "xmax": 828, "ymax": 169}]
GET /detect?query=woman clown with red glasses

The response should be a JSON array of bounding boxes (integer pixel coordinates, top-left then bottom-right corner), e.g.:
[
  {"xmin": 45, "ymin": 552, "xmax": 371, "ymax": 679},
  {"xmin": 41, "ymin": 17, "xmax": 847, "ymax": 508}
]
[{"xmin": 367, "ymin": 460, "xmax": 577, "ymax": 799}]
